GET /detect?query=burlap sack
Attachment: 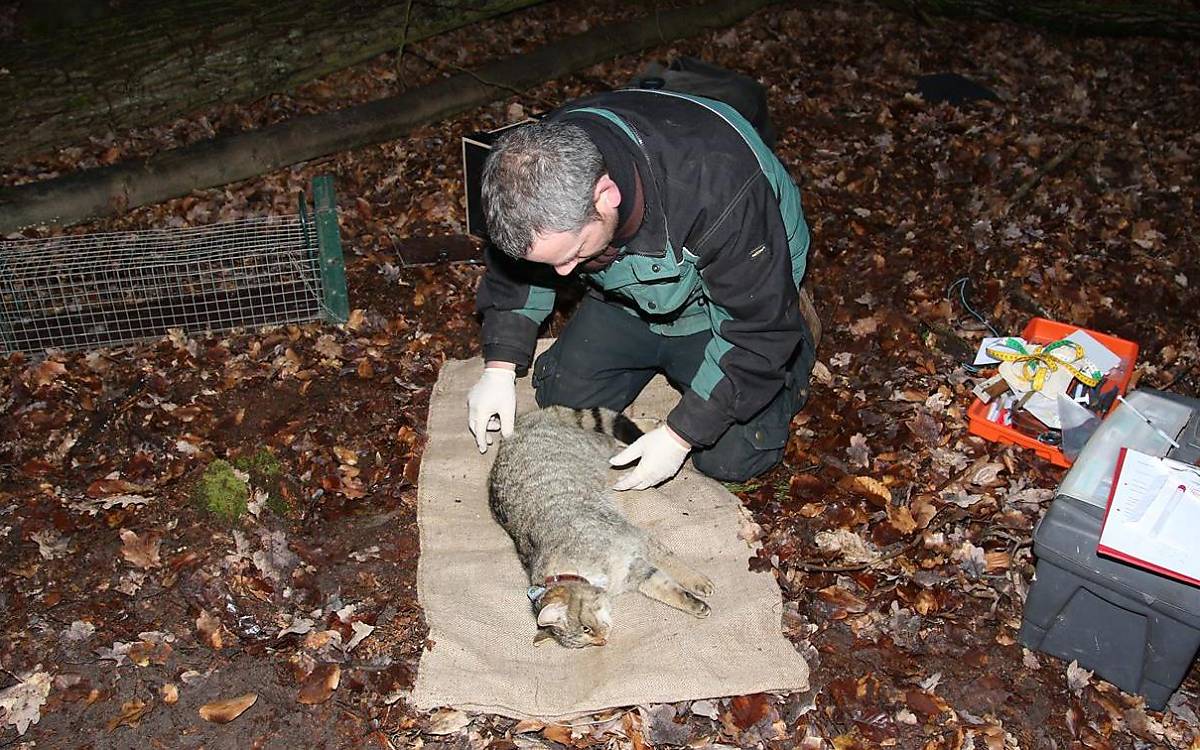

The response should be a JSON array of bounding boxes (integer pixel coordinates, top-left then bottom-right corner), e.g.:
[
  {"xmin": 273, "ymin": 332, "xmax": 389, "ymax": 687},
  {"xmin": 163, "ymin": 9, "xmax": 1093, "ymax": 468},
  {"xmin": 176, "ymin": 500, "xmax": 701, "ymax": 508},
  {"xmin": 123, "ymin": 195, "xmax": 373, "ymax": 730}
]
[{"xmin": 411, "ymin": 345, "xmax": 809, "ymax": 719}]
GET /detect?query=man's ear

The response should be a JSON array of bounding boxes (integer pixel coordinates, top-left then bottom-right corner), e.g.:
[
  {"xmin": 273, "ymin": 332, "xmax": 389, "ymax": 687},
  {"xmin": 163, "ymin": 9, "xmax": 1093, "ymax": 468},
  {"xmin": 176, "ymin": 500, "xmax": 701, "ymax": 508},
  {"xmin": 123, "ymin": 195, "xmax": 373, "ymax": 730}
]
[{"xmin": 593, "ymin": 174, "xmax": 621, "ymax": 212}]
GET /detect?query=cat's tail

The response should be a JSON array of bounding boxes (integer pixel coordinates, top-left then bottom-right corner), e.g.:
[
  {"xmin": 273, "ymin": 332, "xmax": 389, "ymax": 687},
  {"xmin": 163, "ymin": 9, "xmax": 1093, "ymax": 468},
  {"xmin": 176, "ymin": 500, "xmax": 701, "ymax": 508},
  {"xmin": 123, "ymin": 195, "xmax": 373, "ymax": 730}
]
[{"xmin": 543, "ymin": 405, "xmax": 644, "ymax": 445}]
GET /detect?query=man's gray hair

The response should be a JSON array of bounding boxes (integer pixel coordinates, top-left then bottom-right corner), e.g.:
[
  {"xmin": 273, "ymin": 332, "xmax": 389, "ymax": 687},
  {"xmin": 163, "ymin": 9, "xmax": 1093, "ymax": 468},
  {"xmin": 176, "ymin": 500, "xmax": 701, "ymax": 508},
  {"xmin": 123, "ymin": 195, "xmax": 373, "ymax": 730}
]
[{"xmin": 481, "ymin": 121, "xmax": 604, "ymax": 258}]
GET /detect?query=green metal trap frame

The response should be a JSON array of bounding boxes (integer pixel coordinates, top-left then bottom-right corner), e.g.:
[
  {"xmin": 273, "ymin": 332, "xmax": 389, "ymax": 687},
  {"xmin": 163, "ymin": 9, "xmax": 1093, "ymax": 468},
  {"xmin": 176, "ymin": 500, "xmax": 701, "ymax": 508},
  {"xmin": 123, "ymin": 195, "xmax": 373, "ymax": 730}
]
[{"xmin": 0, "ymin": 176, "xmax": 348, "ymax": 355}]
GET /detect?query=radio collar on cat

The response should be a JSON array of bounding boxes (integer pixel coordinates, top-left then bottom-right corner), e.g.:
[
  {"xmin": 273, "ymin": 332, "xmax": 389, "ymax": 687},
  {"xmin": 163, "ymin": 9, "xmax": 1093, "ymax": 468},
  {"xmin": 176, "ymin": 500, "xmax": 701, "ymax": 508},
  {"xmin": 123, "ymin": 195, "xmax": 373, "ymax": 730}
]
[{"xmin": 527, "ymin": 573, "xmax": 609, "ymax": 603}]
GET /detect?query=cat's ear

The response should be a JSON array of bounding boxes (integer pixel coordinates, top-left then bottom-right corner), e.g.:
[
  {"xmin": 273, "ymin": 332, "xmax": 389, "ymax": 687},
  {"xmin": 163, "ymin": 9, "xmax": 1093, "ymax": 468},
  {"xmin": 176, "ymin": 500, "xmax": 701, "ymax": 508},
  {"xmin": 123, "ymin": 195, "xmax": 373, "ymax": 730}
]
[{"xmin": 537, "ymin": 601, "xmax": 568, "ymax": 628}]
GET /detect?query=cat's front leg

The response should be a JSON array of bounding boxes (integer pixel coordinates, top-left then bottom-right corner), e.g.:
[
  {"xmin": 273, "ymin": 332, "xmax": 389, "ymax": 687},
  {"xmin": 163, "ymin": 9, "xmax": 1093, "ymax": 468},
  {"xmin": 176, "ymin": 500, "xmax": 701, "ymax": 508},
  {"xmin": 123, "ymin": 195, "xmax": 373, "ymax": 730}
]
[{"xmin": 637, "ymin": 570, "xmax": 711, "ymax": 618}]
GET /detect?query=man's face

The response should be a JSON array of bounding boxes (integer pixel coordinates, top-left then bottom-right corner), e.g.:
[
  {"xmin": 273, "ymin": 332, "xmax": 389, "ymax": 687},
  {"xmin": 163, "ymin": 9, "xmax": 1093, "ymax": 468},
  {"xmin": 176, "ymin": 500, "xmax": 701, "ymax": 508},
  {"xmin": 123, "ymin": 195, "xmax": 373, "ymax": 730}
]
[{"xmin": 526, "ymin": 211, "xmax": 618, "ymax": 276}]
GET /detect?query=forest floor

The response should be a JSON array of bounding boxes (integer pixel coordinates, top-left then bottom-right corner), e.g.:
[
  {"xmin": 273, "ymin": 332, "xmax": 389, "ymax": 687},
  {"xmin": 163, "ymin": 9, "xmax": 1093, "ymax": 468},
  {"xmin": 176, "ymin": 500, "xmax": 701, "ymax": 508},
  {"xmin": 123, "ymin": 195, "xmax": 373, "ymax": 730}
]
[{"xmin": 1, "ymin": 1, "xmax": 1198, "ymax": 748}]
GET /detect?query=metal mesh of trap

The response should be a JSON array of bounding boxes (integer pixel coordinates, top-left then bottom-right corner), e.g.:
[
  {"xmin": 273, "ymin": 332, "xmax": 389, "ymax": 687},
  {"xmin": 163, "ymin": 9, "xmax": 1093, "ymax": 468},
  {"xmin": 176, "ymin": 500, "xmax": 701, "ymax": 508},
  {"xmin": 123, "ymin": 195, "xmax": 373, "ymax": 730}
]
[{"xmin": 0, "ymin": 214, "xmax": 327, "ymax": 354}]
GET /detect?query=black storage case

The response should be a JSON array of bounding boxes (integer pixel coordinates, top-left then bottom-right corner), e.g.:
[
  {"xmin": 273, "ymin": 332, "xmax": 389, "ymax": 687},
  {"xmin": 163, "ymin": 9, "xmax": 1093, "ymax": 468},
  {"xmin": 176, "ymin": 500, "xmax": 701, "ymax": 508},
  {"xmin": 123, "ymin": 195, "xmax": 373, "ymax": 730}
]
[
  {"xmin": 1018, "ymin": 389, "xmax": 1200, "ymax": 710},
  {"xmin": 461, "ymin": 118, "xmax": 538, "ymax": 239}
]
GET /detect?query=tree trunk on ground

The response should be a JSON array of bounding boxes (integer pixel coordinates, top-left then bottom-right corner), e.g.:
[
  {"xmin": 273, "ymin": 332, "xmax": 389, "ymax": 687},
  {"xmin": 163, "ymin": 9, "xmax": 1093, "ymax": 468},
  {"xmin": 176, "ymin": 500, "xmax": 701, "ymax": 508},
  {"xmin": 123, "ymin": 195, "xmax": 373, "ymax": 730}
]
[
  {"xmin": 0, "ymin": 0, "xmax": 776, "ymax": 232},
  {"xmin": 875, "ymin": 0, "xmax": 1200, "ymax": 38},
  {"xmin": 0, "ymin": 0, "xmax": 544, "ymax": 161}
]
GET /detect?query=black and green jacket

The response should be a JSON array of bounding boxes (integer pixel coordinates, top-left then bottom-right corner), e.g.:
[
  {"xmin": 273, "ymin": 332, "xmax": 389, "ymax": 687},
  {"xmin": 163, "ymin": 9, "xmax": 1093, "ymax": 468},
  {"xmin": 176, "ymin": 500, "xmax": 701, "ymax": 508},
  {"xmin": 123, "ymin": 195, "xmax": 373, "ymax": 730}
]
[{"xmin": 477, "ymin": 89, "xmax": 811, "ymax": 448}]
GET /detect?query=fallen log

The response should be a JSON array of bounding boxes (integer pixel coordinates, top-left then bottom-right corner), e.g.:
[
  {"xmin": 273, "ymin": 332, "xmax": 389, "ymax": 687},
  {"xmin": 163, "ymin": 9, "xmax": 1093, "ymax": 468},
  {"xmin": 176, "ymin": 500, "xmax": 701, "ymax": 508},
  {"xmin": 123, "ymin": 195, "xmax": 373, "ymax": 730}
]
[
  {"xmin": 874, "ymin": 0, "xmax": 1200, "ymax": 39},
  {"xmin": 0, "ymin": 0, "xmax": 775, "ymax": 233},
  {"xmin": 0, "ymin": 0, "xmax": 546, "ymax": 161}
]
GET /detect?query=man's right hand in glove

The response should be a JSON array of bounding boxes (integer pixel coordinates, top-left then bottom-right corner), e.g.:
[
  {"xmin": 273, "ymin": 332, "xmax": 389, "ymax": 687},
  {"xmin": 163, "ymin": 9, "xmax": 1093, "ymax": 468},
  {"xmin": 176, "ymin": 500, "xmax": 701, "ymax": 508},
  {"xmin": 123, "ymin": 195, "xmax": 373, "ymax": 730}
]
[{"xmin": 467, "ymin": 363, "xmax": 517, "ymax": 453}]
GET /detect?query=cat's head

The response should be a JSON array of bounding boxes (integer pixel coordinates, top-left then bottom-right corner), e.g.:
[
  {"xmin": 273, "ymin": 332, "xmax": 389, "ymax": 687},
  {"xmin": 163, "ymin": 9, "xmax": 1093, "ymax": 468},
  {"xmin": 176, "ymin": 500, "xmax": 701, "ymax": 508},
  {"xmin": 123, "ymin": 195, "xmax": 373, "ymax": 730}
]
[{"xmin": 533, "ymin": 584, "xmax": 612, "ymax": 648}]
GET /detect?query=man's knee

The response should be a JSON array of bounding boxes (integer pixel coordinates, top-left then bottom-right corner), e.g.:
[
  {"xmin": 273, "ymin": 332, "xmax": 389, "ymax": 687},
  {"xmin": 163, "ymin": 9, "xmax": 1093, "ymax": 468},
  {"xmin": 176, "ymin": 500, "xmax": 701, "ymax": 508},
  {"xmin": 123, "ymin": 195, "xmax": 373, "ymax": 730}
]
[{"xmin": 532, "ymin": 347, "xmax": 647, "ymax": 412}]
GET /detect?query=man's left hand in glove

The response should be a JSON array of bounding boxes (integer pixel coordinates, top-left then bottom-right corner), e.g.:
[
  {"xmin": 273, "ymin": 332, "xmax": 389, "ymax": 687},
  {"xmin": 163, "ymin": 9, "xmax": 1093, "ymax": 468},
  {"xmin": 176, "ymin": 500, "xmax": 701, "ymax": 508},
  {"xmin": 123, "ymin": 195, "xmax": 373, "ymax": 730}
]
[{"xmin": 609, "ymin": 425, "xmax": 692, "ymax": 491}]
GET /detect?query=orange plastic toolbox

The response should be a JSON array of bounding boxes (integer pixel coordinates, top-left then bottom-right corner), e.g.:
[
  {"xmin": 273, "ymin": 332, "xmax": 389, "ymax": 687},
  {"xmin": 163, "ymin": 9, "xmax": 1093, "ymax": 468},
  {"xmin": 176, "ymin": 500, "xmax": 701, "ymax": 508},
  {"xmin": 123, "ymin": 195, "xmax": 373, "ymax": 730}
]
[{"xmin": 966, "ymin": 318, "xmax": 1139, "ymax": 467}]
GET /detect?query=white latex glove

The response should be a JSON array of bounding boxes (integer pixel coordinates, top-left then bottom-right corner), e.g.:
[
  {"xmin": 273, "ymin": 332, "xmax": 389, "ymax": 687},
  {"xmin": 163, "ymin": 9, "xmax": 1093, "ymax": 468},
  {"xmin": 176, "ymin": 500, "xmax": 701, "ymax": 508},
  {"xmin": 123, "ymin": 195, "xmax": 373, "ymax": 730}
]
[
  {"xmin": 467, "ymin": 367, "xmax": 517, "ymax": 453},
  {"xmin": 610, "ymin": 425, "xmax": 691, "ymax": 491}
]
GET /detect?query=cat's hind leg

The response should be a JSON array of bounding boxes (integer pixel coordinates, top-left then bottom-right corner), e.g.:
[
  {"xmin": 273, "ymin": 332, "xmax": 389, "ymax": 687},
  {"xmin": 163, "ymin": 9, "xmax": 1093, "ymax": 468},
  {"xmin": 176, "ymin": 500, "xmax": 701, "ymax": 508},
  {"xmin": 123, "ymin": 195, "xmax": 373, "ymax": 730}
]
[
  {"xmin": 638, "ymin": 570, "xmax": 711, "ymax": 618},
  {"xmin": 646, "ymin": 541, "xmax": 714, "ymax": 599}
]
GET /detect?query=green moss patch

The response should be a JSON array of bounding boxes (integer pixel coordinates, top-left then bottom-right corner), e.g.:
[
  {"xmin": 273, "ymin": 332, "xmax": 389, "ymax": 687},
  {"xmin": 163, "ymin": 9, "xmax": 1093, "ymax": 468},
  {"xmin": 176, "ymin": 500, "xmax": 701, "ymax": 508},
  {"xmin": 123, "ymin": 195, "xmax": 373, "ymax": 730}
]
[
  {"xmin": 194, "ymin": 459, "xmax": 249, "ymax": 522},
  {"xmin": 233, "ymin": 448, "xmax": 290, "ymax": 516}
]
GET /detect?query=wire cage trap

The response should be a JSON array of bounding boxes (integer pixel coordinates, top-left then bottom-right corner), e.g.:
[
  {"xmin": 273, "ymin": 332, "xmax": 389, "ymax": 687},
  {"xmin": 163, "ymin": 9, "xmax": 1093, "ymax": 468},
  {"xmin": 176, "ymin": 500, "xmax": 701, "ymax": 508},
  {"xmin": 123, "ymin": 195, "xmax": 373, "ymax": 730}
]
[{"xmin": 0, "ymin": 176, "xmax": 349, "ymax": 355}]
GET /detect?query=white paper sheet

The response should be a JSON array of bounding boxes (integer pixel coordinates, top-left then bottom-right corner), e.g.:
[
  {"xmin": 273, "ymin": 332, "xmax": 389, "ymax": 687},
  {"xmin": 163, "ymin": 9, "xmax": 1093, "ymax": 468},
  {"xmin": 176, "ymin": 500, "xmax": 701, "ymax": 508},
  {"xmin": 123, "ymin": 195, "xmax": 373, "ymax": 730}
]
[
  {"xmin": 1098, "ymin": 449, "xmax": 1200, "ymax": 583},
  {"xmin": 1064, "ymin": 330, "xmax": 1122, "ymax": 375},
  {"xmin": 973, "ymin": 336, "xmax": 1016, "ymax": 366}
]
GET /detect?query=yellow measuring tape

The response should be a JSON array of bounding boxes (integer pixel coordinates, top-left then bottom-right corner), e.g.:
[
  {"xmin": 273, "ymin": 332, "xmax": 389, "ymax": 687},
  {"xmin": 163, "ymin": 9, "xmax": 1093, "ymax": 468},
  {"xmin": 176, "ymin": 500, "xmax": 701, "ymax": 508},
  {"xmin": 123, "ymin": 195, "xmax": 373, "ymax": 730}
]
[{"xmin": 984, "ymin": 338, "xmax": 1102, "ymax": 392}]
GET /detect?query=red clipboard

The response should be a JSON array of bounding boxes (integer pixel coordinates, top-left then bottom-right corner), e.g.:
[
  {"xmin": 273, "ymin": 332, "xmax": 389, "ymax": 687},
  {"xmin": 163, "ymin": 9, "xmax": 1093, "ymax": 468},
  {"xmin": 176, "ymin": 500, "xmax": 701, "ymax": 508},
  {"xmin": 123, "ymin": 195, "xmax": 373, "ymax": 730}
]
[{"xmin": 1096, "ymin": 447, "xmax": 1200, "ymax": 587}]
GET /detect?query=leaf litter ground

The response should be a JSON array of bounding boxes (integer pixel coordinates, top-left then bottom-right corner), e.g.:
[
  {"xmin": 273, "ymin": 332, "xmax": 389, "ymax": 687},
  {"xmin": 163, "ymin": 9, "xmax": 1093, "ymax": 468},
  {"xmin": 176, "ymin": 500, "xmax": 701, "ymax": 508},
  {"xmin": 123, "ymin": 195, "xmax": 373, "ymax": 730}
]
[{"xmin": 1, "ymin": 1, "xmax": 1199, "ymax": 748}]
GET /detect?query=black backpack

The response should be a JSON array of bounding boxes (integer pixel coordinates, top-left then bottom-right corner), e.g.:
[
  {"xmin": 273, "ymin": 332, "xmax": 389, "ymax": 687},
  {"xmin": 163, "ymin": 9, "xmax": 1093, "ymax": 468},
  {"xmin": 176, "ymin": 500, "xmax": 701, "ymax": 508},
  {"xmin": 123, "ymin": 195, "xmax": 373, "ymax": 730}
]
[{"xmin": 627, "ymin": 57, "xmax": 777, "ymax": 149}]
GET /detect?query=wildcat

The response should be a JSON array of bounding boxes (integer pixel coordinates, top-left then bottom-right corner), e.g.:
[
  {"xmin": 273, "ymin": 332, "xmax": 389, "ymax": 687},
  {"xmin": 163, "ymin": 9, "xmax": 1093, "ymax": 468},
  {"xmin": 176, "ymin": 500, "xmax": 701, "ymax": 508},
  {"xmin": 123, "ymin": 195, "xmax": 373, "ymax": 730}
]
[{"xmin": 488, "ymin": 406, "xmax": 714, "ymax": 648}]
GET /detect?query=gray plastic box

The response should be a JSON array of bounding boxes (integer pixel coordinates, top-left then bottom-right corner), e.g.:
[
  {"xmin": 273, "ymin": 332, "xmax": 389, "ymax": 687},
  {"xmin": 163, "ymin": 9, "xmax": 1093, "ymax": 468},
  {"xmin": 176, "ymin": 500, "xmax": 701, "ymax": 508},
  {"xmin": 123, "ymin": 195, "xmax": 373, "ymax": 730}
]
[{"xmin": 1019, "ymin": 389, "xmax": 1200, "ymax": 710}]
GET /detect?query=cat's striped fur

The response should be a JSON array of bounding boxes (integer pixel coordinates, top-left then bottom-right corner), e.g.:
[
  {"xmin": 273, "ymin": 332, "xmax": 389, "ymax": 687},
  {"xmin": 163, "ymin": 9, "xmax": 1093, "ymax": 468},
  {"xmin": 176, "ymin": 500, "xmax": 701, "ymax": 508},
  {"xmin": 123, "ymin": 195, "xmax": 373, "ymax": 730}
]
[{"xmin": 488, "ymin": 405, "xmax": 714, "ymax": 648}]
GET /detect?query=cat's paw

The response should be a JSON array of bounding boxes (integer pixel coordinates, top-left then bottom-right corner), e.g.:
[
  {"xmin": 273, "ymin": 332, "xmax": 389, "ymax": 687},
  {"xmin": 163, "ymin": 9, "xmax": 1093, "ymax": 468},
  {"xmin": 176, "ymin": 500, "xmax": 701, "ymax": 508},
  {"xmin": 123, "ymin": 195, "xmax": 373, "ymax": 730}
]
[
  {"xmin": 685, "ymin": 593, "xmax": 711, "ymax": 618},
  {"xmin": 690, "ymin": 577, "xmax": 715, "ymax": 599}
]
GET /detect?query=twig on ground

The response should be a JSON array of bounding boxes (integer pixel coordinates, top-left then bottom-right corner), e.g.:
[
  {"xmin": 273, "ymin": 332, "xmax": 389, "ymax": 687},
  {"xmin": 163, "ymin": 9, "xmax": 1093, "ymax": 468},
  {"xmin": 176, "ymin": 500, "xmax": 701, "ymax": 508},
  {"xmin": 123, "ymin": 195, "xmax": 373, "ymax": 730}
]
[
  {"xmin": 1008, "ymin": 140, "xmax": 1086, "ymax": 210},
  {"xmin": 791, "ymin": 504, "xmax": 960, "ymax": 574}
]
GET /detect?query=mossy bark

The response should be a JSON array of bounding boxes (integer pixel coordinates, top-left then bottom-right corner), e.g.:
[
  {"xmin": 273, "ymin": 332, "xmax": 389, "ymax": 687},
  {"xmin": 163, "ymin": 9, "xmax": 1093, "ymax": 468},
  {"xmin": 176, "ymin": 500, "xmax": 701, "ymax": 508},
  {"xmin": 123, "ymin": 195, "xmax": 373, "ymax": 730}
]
[
  {"xmin": 874, "ymin": 0, "xmax": 1200, "ymax": 38},
  {"xmin": 0, "ymin": 0, "xmax": 544, "ymax": 161}
]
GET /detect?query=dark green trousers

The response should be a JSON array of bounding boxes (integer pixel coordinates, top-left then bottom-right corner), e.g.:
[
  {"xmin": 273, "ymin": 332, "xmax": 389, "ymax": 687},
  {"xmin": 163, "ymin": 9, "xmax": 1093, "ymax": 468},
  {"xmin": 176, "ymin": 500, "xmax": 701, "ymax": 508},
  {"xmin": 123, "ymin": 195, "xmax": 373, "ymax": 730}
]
[{"xmin": 532, "ymin": 294, "xmax": 815, "ymax": 482}]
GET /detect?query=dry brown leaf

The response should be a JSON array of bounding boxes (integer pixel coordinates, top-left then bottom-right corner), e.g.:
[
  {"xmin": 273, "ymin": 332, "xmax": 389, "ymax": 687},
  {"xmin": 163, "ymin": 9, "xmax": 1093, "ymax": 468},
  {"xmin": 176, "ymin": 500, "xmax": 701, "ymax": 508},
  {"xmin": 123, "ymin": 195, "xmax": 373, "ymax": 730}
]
[
  {"xmin": 304, "ymin": 630, "xmax": 339, "ymax": 650},
  {"xmin": 811, "ymin": 360, "xmax": 833, "ymax": 386},
  {"xmin": 0, "ymin": 669, "xmax": 51, "ymax": 736},
  {"xmin": 119, "ymin": 529, "xmax": 161, "ymax": 569},
  {"xmin": 512, "ymin": 718, "xmax": 545, "ymax": 733},
  {"xmin": 981, "ymin": 725, "xmax": 1006, "ymax": 750},
  {"xmin": 968, "ymin": 461, "xmax": 1007, "ymax": 486},
  {"xmin": 1066, "ymin": 660, "xmax": 1093, "ymax": 694},
  {"xmin": 738, "ymin": 518, "xmax": 764, "ymax": 544},
  {"xmin": 729, "ymin": 694, "xmax": 771, "ymax": 730},
  {"xmin": 344, "ymin": 621, "xmax": 375, "ymax": 652},
  {"xmin": 160, "ymin": 684, "xmax": 179, "ymax": 705},
  {"xmin": 888, "ymin": 505, "xmax": 918, "ymax": 534},
  {"xmin": 848, "ymin": 315, "xmax": 879, "ymax": 337},
  {"xmin": 838, "ymin": 475, "xmax": 892, "ymax": 508},
  {"xmin": 356, "ymin": 358, "xmax": 375, "ymax": 379},
  {"xmin": 847, "ymin": 433, "xmax": 870, "ymax": 468},
  {"xmin": 346, "ymin": 308, "xmax": 366, "ymax": 331},
  {"xmin": 623, "ymin": 710, "xmax": 648, "ymax": 750},
  {"xmin": 314, "ymin": 335, "xmax": 343, "ymax": 360},
  {"xmin": 911, "ymin": 495, "xmax": 938, "ymax": 528},
  {"xmin": 817, "ymin": 585, "xmax": 868, "ymax": 613},
  {"xmin": 25, "ymin": 360, "xmax": 66, "ymax": 388},
  {"xmin": 196, "ymin": 609, "xmax": 223, "ymax": 649},
  {"xmin": 126, "ymin": 638, "xmax": 172, "ymax": 667},
  {"xmin": 985, "ymin": 550, "xmax": 1011, "ymax": 572},
  {"xmin": 914, "ymin": 589, "xmax": 939, "ymax": 615},
  {"xmin": 106, "ymin": 699, "xmax": 151, "ymax": 731},
  {"xmin": 905, "ymin": 690, "xmax": 942, "ymax": 717},
  {"xmin": 814, "ymin": 529, "xmax": 878, "ymax": 564},
  {"xmin": 832, "ymin": 735, "xmax": 859, "ymax": 750},
  {"xmin": 333, "ymin": 446, "xmax": 357, "ymax": 466},
  {"xmin": 199, "ymin": 693, "xmax": 257, "ymax": 723},
  {"xmin": 426, "ymin": 707, "xmax": 470, "ymax": 735},
  {"xmin": 542, "ymin": 724, "xmax": 574, "ymax": 744},
  {"xmin": 86, "ymin": 477, "xmax": 145, "ymax": 498},
  {"xmin": 297, "ymin": 663, "xmax": 340, "ymax": 705}
]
